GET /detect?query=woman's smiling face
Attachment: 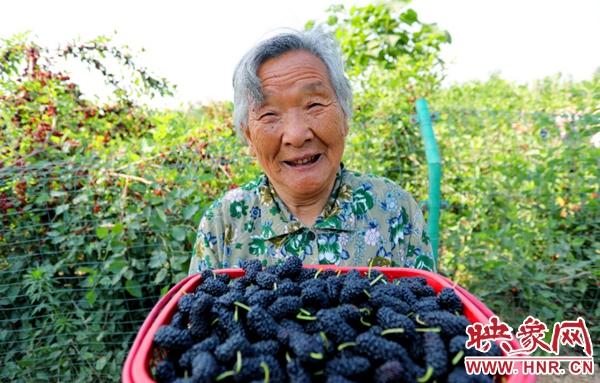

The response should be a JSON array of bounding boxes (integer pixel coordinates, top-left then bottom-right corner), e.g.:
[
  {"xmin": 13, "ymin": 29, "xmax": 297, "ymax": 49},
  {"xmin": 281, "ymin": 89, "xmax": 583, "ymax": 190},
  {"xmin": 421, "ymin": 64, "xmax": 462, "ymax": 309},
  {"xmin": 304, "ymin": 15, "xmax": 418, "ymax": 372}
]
[{"xmin": 243, "ymin": 50, "xmax": 348, "ymax": 201}]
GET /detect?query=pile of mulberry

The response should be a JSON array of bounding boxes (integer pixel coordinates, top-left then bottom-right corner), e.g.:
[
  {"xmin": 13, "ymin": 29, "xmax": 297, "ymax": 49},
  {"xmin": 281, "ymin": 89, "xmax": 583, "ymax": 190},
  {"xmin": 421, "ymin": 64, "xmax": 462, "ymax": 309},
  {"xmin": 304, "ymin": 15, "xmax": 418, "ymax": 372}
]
[{"xmin": 150, "ymin": 257, "xmax": 501, "ymax": 382}]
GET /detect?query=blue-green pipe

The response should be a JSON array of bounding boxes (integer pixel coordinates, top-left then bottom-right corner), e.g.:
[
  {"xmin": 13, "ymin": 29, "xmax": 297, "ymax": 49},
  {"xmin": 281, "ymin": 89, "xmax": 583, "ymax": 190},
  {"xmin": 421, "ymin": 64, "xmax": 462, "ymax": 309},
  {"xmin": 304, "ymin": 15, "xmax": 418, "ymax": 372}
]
[{"xmin": 415, "ymin": 98, "xmax": 441, "ymax": 272}]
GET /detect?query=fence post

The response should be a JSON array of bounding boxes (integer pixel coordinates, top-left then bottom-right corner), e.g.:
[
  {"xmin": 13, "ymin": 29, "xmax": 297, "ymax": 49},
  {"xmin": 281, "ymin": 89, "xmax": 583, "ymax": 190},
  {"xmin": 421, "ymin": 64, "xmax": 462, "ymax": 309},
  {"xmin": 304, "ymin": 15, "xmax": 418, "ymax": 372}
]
[{"xmin": 415, "ymin": 98, "xmax": 441, "ymax": 272}]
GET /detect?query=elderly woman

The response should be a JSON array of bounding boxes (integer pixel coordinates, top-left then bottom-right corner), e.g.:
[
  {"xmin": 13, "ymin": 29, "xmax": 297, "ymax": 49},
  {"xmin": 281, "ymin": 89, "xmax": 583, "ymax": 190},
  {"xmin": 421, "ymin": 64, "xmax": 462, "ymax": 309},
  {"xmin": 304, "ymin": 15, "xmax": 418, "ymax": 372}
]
[{"xmin": 189, "ymin": 28, "xmax": 433, "ymax": 274}]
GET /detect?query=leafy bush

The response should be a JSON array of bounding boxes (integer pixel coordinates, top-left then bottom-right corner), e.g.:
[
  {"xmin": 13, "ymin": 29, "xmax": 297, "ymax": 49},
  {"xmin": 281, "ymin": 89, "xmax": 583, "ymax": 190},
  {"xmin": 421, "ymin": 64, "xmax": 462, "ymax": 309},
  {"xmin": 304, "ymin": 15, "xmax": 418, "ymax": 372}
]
[
  {"xmin": 0, "ymin": 34, "xmax": 256, "ymax": 381},
  {"xmin": 429, "ymin": 74, "xmax": 599, "ymax": 354}
]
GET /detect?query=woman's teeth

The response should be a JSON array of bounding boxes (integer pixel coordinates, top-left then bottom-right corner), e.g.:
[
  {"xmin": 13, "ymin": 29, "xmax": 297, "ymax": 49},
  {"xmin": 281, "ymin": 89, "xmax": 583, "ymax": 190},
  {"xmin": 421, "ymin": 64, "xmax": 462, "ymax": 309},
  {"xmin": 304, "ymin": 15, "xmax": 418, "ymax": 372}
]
[{"xmin": 288, "ymin": 154, "xmax": 319, "ymax": 166}]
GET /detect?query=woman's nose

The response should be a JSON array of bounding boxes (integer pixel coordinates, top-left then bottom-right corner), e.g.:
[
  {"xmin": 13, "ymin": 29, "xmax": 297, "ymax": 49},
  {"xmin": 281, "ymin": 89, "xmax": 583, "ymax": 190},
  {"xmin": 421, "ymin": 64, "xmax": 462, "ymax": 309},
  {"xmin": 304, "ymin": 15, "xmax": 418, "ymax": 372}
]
[{"xmin": 281, "ymin": 109, "xmax": 314, "ymax": 147}]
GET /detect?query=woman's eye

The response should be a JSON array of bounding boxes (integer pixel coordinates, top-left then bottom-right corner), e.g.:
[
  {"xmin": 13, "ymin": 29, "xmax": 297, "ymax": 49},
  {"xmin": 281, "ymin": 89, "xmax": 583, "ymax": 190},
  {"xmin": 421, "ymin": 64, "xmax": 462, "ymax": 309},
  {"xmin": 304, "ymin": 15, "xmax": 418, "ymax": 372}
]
[
  {"xmin": 259, "ymin": 112, "xmax": 276, "ymax": 119},
  {"xmin": 308, "ymin": 103, "xmax": 323, "ymax": 109}
]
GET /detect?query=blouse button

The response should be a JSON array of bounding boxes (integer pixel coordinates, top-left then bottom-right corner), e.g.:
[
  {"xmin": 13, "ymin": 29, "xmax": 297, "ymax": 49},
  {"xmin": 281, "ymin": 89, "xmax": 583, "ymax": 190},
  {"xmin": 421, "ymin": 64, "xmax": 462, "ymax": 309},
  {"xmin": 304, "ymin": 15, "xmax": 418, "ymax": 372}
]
[{"xmin": 307, "ymin": 231, "xmax": 316, "ymax": 240}]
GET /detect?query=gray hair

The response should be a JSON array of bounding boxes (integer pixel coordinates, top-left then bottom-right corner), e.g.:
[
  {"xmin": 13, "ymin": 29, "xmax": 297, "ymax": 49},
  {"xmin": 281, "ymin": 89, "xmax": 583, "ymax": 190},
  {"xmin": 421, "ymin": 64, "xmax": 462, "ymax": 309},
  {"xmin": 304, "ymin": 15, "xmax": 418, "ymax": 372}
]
[{"xmin": 232, "ymin": 27, "xmax": 353, "ymax": 144}]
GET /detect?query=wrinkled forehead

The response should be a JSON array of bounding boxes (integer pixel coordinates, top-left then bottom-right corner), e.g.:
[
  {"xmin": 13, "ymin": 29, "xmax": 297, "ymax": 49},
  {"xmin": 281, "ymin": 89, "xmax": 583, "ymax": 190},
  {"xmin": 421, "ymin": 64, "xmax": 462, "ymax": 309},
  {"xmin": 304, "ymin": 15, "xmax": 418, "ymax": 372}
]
[{"xmin": 253, "ymin": 51, "xmax": 334, "ymax": 104}]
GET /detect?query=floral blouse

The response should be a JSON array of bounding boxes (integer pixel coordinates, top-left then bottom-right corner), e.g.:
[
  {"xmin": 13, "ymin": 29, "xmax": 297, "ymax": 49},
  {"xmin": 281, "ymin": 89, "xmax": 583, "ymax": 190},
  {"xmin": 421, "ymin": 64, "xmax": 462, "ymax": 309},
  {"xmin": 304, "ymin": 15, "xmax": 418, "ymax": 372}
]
[{"xmin": 189, "ymin": 164, "xmax": 434, "ymax": 274}]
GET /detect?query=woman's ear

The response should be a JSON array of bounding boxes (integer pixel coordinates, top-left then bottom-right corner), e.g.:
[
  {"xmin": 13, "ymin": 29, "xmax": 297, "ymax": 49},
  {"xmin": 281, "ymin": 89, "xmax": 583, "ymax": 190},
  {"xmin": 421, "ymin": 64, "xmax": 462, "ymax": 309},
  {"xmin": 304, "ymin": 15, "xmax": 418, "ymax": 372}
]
[
  {"xmin": 241, "ymin": 124, "xmax": 256, "ymax": 157},
  {"xmin": 342, "ymin": 119, "xmax": 349, "ymax": 138}
]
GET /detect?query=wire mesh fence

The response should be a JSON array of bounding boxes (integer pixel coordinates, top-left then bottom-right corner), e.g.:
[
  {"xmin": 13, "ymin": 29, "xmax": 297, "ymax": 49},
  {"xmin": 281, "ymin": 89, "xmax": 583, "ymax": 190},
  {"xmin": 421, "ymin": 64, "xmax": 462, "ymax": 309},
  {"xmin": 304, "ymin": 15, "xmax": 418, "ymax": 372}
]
[{"xmin": 1, "ymin": 107, "xmax": 598, "ymax": 381}]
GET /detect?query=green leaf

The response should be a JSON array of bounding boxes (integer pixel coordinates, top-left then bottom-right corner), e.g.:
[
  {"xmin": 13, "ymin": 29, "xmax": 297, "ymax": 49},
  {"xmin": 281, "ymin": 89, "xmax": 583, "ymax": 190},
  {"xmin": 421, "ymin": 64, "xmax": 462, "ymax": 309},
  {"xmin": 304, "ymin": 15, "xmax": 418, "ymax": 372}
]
[
  {"xmin": 85, "ymin": 290, "xmax": 97, "ymax": 306},
  {"xmin": 125, "ymin": 280, "xmax": 142, "ymax": 298},
  {"xmin": 172, "ymin": 226, "xmax": 186, "ymax": 242},
  {"xmin": 108, "ymin": 257, "xmax": 127, "ymax": 274},
  {"xmin": 34, "ymin": 193, "xmax": 50, "ymax": 204},
  {"xmin": 400, "ymin": 9, "xmax": 418, "ymax": 25},
  {"xmin": 112, "ymin": 223, "xmax": 124, "ymax": 235},
  {"xmin": 154, "ymin": 268, "xmax": 168, "ymax": 284},
  {"xmin": 96, "ymin": 226, "xmax": 109, "ymax": 239},
  {"xmin": 149, "ymin": 250, "xmax": 167, "ymax": 269},
  {"xmin": 55, "ymin": 204, "xmax": 69, "ymax": 216},
  {"xmin": 95, "ymin": 356, "xmax": 107, "ymax": 371},
  {"xmin": 183, "ymin": 204, "xmax": 199, "ymax": 220},
  {"xmin": 156, "ymin": 207, "xmax": 167, "ymax": 223}
]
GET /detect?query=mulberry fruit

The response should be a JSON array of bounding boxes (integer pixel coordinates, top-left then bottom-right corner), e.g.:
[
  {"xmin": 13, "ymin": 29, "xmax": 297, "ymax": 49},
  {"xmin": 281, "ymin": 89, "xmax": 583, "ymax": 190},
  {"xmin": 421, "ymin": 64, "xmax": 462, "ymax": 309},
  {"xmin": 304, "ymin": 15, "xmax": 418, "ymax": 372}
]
[
  {"xmin": 190, "ymin": 352, "xmax": 219, "ymax": 381},
  {"xmin": 355, "ymin": 332, "xmax": 410, "ymax": 363},
  {"xmin": 419, "ymin": 311, "xmax": 471, "ymax": 339},
  {"xmin": 276, "ymin": 279, "xmax": 302, "ymax": 296},
  {"xmin": 256, "ymin": 271, "xmax": 278, "ymax": 289},
  {"xmin": 247, "ymin": 306, "xmax": 280, "ymax": 340},
  {"xmin": 287, "ymin": 359, "xmax": 312, "ymax": 383},
  {"xmin": 325, "ymin": 356, "xmax": 371, "ymax": 378},
  {"xmin": 374, "ymin": 360, "xmax": 415, "ymax": 383},
  {"xmin": 412, "ymin": 296, "xmax": 440, "ymax": 313},
  {"xmin": 423, "ymin": 332, "xmax": 448, "ymax": 378},
  {"xmin": 247, "ymin": 289, "xmax": 277, "ymax": 308},
  {"xmin": 251, "ymin": 340, "xmax": 280, "ymax": 356},
  {"xmin": 339, "ymin": 276, "xmax": 369, "ymax": 304},
  {"xmin": 197, "ymin": 278, "xmax": 228, "ymax": 297},
  {"xmin": 268, "ymin": 296, "xmax": 303, "ymax": 320},
  {"xmin": 178, "ymin": 335, "xmax": 220, "ymax": 370},
  {"xmin": 317, "ymin": 309, "xmax": 357, "ymax": 344},
  {"xmin": 239, "ymin": 259, "xmax": 263, "ymax": 280},
  {"xmin": 277, "ymin": 256, "xmax": 303, "ymax": 279},
  {"xmin": 154, "ymin": 325, "xmax": 193, "ymax": 351},
  {"xmin": 214, "ymin": 332, "xmax": 251, "ymax": 363},
  {"xmin": 154, "ymin": 360, "xmax": 176, "ymax": 383},
  {"xmin": 286, "ymin": 331, "xmax": 325, "ymax": 363},
  {"xmin": 437, "ymin": 288, "xmax": 464, "ymax": 314},
  {"xmin": 371, "ymin": 290, "xmax": 411, "ymax": 314}
]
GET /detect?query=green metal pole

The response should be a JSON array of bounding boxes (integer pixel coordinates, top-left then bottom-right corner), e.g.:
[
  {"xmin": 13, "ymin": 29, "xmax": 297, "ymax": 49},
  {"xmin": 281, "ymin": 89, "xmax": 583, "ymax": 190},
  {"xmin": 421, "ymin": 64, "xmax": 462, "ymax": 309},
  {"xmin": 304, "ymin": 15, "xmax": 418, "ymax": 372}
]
[{"xmin": 415, "ymin": 98, "xmax": 441, "ymax": 272}]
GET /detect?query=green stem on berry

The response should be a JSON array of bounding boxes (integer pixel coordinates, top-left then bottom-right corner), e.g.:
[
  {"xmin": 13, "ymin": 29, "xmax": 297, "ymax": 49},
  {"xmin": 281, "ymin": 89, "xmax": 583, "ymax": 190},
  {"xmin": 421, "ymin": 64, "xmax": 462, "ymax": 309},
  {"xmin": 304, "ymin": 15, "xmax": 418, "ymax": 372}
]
[
  {"xmin": 296, "ymin": 313, "xmax": 317, "ymax": 321},
  {"xmin": 235, "ymin": 351, "xmax": 242, "ymax": 373},
  {"xmin": 233, "ymin": 301, "xmax": 251, "ymax": 312},
  {"xmin": 360, "ymin": 317, "xmax": 372, "ymax": 327},
  {"xmin": 216, "ymin": 370, "xmax": 235, "ymax": 381},
  {"xmin": 370, "ymin": 273, "xmax": 385, "ymax": 286},
  {"xmin": 381, "ymin": 328, "xmax": 405, "ymax": 335},
  {"xmin": 319, "ymin": 331, "xmax": 329, "ymax": 347},
  {"xmin": 363, "ymin": 289, "xmax": 371, "ymax": 298},
  {"xmin": 415, "ymin": 314, "xmax": 425, "ymax": 325},
  {"xmin": 416, "ymin": 327, "xmax": 441, "ymax": 333},
  {"xmin": 299, "ymin": 308, "xmax": 312, "ymax": 316},
  {"xmin": 417, "ymin": 366, "xmax": 433, "ymax": 382},
  {"xmin": 452, "ymin": 350, "xmax": 464, "ymax": 365},
  {"xmin": 337, "ymin": 342, "xmax": 356, "ymax": 351},
  {"xmin": 260, "ymin": 361, "xmax": 270, "ymax": 383},
  {"xmin": 314, "ymin": 268, "xmax": 323, "ymax": 279},
  {"xmin": 309, "ymin": 352, "xmax": 323, "ymax": 360},
  {"xmin": 368, "ymin": 258, "xmax": 375, "ymax": 278}
]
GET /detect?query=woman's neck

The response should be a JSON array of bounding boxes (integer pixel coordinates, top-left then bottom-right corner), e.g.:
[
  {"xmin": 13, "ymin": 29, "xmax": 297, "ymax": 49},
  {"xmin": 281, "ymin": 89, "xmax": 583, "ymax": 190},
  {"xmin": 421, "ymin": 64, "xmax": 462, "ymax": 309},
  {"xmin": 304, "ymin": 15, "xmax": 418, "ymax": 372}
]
[{"xmin": 271, "ymin": 175, "xmax": 337, "ymax": 227}]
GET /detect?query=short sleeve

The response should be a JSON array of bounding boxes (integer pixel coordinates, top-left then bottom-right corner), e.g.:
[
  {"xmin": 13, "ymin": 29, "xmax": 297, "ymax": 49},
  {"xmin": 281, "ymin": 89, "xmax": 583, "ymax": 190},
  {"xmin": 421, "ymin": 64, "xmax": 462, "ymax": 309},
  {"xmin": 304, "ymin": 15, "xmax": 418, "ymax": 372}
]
[
  {"xmin": 188, "ymin": 204, "xmax": 223, "ymax": 275},
  {"xmin": 404, "ymin": 195, "xmax": 435, "ymax": 271}
]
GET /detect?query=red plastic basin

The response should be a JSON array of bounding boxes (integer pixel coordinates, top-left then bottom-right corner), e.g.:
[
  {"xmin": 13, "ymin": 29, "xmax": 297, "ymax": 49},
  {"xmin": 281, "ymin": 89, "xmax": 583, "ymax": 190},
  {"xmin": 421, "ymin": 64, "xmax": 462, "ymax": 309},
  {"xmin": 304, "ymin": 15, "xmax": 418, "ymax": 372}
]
[{"xmin": 122, "ymin": 266, "xmax": 535, "ymax": 383}]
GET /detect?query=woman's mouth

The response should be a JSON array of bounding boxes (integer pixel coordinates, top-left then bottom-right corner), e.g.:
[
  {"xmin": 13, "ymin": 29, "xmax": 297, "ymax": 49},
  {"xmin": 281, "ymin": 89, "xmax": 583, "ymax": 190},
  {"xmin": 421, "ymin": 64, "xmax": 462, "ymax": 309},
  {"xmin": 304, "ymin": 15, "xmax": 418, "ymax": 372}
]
[{"xmin": 284, "ymin": 154, "xmax": 321, "ymax": 167}]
